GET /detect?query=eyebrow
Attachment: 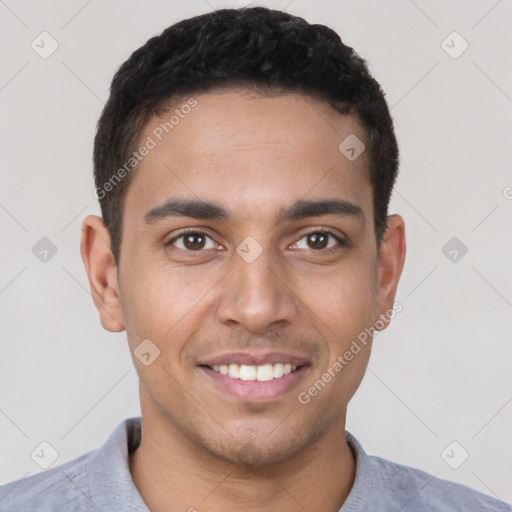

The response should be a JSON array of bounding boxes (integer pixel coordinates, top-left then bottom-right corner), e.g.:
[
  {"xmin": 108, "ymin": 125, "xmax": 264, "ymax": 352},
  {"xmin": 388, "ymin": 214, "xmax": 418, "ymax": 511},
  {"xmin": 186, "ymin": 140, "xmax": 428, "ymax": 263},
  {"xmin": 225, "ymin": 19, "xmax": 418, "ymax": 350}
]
[{"xmin": 144, "ymin": 197, "xmax": 364, "ymax": 224}]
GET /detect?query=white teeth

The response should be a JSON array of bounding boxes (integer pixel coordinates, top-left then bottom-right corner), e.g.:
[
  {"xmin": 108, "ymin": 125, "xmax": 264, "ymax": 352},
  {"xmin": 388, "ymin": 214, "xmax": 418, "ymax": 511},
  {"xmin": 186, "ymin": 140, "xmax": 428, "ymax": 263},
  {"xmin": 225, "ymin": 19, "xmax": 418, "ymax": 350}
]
[
  {"xmin": 239, "ymin": 365, "xmax": 257, "ymax": 380},
  {"xmin": 256, "ymin": 364, "xmax": 274, "ymax": 381},
  {"xmin": 209, "ymin": 362, "xmax": 301, "ymax": 381},
  {"xmin": 273, "ymin": 363, "xmax": 284, "ymax": 379},
  {"xmin": 228, "ymin": 363, "xmax": 240, "ymax": 379}
]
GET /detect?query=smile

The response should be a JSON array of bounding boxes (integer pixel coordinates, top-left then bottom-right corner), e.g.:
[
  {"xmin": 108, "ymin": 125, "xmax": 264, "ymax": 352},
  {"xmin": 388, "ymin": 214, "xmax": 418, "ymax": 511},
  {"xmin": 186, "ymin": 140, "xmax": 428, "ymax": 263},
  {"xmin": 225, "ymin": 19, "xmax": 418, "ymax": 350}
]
[
  {"xmin": 199, "ymin": 363, "xmax": 310, "ymax": 401},
  {"xmin": 208, "ymin": 363, "xmax": 299, "ymax": 381}
]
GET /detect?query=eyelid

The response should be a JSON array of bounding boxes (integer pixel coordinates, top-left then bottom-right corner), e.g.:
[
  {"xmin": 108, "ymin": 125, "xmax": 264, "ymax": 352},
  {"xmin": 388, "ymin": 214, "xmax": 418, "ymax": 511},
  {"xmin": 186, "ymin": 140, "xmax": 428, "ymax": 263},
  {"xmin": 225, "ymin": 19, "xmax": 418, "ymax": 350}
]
[
  {"xmin": 291, "ymin": 227, "xmax": 347, "ymax": 252},
  {"xmin": 297, "ymin": 227, "xmax": 347, "ymax": 244},
  {"xmin": 166, "ymin": 228, "xmax": 220, "ymax": 250}
]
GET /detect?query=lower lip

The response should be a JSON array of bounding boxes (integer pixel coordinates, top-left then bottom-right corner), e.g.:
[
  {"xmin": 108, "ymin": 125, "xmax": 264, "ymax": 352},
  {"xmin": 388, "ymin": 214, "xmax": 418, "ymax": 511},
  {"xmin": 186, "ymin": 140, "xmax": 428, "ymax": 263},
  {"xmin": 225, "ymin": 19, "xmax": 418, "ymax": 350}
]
[{"xmin": 200, "ymin": 365, "xmax": 310, "ymax": 401}]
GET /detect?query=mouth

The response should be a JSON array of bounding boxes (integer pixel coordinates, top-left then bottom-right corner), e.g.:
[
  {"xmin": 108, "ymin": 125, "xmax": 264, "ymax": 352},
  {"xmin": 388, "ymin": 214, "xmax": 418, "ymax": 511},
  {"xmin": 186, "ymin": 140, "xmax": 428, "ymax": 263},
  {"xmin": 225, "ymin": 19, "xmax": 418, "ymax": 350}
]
[
  {"xmin": 198, "ymin": 354, "xmax": 311, "ymax": 401},
  {"xmin": 202, "ymin": 362, "xmax": 302, "ymax": 381}
]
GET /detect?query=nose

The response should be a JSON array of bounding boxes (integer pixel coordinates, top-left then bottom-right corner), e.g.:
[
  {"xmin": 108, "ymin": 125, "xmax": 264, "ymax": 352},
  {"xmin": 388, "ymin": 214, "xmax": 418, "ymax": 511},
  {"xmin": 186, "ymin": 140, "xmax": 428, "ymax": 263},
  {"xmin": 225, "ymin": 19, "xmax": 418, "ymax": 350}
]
[{"xmin": 216, "ymin": 244, "xmax": 298, "ymax": 335}]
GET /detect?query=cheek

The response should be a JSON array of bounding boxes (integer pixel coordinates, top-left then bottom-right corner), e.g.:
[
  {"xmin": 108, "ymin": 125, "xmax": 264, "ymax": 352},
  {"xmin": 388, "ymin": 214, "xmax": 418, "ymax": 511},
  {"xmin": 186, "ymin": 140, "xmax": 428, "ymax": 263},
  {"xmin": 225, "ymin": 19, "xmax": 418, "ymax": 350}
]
[
  {"xmin": 295, "ymin": 257, "xmax": 378, "ymax": 335},
  {"xmin": 298, "ymin": 264, "xmax": 376, "ymax": 406},
  {"xmin": 291, "ymin": 257, "xmax": 378, "ymax": 396},
  {"xmin": 120, "ymin": 263, "xmax": 218, "ymax": 349}
]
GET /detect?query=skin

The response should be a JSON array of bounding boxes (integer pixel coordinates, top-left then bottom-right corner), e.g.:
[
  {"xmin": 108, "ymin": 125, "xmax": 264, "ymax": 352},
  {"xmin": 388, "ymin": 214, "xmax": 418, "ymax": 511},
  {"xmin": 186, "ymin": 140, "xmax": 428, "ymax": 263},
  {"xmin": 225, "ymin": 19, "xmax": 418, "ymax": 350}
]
[{"xmin": 81, "ymin": 89, "xmax": 406, "ymax": 512}]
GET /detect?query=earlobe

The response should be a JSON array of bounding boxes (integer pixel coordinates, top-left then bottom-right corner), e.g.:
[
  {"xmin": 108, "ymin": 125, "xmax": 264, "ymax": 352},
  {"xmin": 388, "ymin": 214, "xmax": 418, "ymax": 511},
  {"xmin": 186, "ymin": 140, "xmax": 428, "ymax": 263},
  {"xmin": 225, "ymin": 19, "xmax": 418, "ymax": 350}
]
[
  {"xmin": 375, "ymin": 214, "xmax": 406, "ymax": 331},
  {"xmin": 80, "ymin": 215, "xmax": 125, "ymax": 332}
]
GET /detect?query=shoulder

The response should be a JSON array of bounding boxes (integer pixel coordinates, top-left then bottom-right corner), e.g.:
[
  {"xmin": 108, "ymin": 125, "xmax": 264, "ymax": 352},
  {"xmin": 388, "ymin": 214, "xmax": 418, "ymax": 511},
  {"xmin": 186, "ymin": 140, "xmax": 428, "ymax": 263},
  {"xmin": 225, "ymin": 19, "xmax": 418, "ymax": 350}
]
[
  {"xmin": 0, "ymin": 417, "xmax": 141, "ymax": 512},
  {"xmin": 368, "ymin": 454, "xmax": 512, "ymax": 511},
  {"xmin": 0, "ymin": 450, "xmax": 97, "ymax": 512}
]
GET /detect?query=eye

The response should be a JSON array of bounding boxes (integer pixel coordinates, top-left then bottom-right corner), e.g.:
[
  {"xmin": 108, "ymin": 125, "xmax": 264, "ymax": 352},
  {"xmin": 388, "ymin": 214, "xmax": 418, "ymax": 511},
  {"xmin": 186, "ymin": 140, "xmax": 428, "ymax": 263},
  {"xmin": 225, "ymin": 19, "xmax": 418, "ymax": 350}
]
[
  {"xmin": 165, "ymin": 229, "xmax": 346, "ymax": 255},
  {"xmin": 166, "ymin": 231, "xmax": 219, "ymax": 252},
  {"xmin": 292, "ymin": 230, "xmax": 345, "ymax": 252}
]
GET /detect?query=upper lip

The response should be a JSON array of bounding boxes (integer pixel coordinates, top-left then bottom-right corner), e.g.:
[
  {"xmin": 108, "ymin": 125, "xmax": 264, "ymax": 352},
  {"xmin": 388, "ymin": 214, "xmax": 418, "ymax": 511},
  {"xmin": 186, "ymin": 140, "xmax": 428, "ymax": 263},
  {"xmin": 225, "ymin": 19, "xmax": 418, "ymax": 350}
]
[{"xmin": 199, "ymin": 351, "xmax": 310, "ymax": 367}]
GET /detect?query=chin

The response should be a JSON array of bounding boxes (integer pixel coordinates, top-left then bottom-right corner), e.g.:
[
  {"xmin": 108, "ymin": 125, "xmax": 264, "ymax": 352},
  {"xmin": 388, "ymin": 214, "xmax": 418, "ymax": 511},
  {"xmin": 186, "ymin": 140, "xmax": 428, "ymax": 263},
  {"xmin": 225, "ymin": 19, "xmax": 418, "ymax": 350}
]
[
  {"xmin": 214, "ymin": 441, "xmax": 297, "ymax": 468},
  {"xmin": 196, "ymin": 426, "xmax": 317, "ymax": 469}
]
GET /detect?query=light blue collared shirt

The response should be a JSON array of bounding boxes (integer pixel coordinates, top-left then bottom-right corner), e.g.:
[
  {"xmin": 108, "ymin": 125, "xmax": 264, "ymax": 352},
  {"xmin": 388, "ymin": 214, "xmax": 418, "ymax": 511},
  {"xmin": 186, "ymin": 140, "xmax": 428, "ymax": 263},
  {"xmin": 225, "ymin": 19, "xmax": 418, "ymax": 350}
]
[{"xmin": 0, "ymin": 416, "xmax": 510, "ymax": 511}]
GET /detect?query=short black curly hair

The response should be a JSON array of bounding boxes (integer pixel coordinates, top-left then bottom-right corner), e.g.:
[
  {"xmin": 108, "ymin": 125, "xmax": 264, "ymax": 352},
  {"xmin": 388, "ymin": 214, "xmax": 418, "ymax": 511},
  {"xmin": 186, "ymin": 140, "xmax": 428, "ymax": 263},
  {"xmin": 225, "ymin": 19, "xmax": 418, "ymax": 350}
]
[{"xmin": 93, "ymin": 6, "xmax": 399, "ymax": 265}]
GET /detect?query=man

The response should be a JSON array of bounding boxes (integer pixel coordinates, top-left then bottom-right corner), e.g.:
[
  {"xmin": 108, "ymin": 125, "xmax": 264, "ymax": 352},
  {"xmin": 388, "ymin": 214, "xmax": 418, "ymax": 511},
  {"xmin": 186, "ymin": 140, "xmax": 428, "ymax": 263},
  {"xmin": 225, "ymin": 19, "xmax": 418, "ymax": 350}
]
[{"xmin": 0, "ymin": 6, "xmax": 509, "ymax": 512}]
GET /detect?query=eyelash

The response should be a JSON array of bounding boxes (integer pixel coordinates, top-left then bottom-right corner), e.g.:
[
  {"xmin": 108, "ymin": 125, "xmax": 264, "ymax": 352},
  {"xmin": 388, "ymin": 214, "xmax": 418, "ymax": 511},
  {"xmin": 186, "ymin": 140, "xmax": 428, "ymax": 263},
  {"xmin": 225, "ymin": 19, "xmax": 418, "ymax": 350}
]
[{"xmin": 165, "ymin": 228, "xmax": 347, "ymax": 256}]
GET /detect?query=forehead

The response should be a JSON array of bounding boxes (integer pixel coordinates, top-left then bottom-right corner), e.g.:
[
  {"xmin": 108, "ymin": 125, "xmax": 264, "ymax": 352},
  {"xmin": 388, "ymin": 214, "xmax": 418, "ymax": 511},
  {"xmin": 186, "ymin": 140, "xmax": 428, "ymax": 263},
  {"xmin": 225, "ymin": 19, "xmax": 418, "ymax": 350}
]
[{"xmin": 124, "ymin": 89, "xmax": 372, "ymax": 224}]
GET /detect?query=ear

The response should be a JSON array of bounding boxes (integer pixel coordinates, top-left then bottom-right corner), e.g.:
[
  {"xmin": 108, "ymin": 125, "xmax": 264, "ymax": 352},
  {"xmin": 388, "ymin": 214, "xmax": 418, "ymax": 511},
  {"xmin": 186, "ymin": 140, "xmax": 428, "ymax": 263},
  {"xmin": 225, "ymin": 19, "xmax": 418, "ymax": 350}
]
[
  {"xmin": 80, "ymin": 215, "xmax": 125, "ymax": 332},
  {"xmin": 375, "ymin": 214, "xmax": 406, "ymax": 330}
]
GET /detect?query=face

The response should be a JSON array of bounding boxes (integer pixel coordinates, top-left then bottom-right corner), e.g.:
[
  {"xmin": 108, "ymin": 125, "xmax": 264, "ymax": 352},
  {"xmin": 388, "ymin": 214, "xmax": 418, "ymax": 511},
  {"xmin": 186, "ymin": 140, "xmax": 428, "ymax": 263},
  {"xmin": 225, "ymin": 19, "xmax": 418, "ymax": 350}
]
[{"xmin": 82, "ymin": 89, "xmax": 405, "ymax": 467}]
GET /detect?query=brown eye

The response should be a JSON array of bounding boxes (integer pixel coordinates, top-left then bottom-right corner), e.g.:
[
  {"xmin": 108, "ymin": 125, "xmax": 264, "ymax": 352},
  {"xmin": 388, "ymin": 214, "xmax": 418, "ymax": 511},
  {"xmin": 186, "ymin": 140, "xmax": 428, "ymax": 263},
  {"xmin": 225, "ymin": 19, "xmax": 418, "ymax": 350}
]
[
  {"xmin": 307, "ymin": 232, "xmax": 329, "ymax": 250},
  {"xmin": 167, "ymin": 231, "xmax": 217, "ymax": 252},
  {"xmin": 183, "ymin": 233, "xmax": 206, "ymax": 250},
  {"xmin": 291, "ymin": 230, "xmax": 345, "ymax": 253}
]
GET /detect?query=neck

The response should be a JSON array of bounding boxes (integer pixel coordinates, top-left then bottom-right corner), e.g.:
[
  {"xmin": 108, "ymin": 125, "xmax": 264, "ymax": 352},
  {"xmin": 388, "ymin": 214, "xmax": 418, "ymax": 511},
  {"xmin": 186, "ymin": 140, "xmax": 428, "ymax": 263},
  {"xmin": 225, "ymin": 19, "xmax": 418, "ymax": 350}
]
[{"xmin": 129, "ymin": 412, "xmax": 356, "ymax": 512}]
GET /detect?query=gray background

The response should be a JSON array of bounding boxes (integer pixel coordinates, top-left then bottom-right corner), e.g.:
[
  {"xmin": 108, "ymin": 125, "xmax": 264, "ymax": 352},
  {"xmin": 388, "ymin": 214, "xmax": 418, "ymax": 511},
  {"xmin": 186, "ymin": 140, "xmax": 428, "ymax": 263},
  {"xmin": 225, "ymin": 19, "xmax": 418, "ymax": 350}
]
[{"xmin": 1, "ymin": 0, "xmax": 511, "ymax": 503}]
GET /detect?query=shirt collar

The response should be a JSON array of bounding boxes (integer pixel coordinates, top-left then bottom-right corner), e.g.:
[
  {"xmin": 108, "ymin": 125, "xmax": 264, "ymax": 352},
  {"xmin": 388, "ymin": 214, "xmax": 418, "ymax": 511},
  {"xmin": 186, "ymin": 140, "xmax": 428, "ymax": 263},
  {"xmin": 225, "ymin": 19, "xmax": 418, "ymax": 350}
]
[
  {"xmin": 90, "ymin": 416, "xmax": 377, "ymax": 511},
  {"xmin": 86, "ymin": 416, "xmax": 148, "ymax": 511}
]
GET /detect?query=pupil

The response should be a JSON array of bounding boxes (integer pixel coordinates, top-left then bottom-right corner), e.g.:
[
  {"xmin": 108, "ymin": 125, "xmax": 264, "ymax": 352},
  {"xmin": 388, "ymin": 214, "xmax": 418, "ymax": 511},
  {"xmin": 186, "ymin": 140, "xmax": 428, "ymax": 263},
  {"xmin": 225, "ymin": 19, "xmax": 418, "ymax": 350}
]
[
  {"xmin": 185, "ymin": 233, "xmax": 204, "ymax": 250},
  {"xmin": 309, "ymin": 233, "xmax": 327, "ymax": 249}
]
